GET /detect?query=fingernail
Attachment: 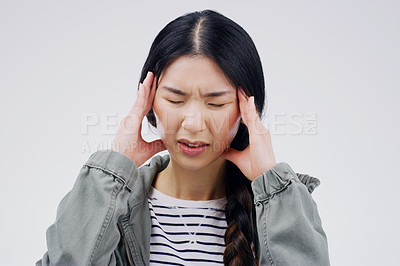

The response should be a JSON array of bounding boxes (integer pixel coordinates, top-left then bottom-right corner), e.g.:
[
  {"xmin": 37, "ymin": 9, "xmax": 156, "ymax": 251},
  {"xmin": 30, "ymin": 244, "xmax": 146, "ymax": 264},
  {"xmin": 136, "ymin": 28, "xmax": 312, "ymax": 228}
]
[
  {"xmin": 138, "ymin": 83, "xmax": 143, "ymax": 93},
  {"xmin": 146, "ymin": 71, "xmax": 151, "ymax": 78}
]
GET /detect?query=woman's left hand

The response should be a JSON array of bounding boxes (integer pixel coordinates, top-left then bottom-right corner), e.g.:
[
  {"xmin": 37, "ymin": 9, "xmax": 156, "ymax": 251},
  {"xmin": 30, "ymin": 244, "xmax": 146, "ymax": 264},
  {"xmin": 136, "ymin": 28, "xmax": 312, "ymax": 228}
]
[{"xmin": 221, "ymin": 88, "xmax": 277, "ymax": 182}]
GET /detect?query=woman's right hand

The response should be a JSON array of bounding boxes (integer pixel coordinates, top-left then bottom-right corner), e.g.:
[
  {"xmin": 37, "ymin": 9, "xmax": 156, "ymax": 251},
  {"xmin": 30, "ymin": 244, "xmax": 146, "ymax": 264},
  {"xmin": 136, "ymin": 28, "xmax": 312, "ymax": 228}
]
[{"xmin": 111, "ymin": 71, "xmax": 166, "ymax": 167}]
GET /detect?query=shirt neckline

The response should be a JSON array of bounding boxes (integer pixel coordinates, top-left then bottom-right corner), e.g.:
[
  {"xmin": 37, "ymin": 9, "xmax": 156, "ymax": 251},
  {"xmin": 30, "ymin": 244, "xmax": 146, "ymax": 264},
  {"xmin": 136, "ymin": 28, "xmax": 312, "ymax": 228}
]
[{"xmin": 148, "ymin": 186, "xmax": 227, "ymax": 209}]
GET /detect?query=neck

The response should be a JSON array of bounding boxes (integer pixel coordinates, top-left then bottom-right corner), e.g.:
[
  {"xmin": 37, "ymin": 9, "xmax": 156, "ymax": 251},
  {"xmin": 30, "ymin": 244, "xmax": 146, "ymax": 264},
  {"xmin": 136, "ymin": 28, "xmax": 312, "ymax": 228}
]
[{"xmin": 153, "ymin": 156, "xmax": 227, "ymax": 201}]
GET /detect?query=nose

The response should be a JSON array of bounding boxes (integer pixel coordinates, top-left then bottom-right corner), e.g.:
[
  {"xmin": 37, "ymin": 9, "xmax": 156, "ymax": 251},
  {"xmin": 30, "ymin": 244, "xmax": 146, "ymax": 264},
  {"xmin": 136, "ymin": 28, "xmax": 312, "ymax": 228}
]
[{"xmin": 181, "ymin": 111, "xmax": 206, "ymax": 134}]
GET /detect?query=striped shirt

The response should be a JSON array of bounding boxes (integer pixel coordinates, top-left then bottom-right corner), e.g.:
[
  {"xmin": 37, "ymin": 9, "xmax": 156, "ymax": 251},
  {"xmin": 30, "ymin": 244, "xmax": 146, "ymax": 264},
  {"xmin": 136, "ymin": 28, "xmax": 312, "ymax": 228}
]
[{"xmin": 147, "ymin": 186, "xmax": 228, "ymax": 265}]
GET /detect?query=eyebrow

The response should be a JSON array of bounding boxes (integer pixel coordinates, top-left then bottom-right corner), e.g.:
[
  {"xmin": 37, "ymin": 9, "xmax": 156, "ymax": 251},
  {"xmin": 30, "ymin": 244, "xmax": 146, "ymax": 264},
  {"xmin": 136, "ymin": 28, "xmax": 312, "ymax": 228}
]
[{"xmin": 160, "ymin": 86, "xmax": 233, "ymax": 98}]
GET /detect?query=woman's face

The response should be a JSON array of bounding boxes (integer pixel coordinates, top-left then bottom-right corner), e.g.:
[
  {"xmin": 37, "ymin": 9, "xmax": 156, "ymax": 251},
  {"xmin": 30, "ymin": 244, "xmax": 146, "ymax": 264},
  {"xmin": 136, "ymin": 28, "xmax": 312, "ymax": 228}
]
[{"xmin": 153, "ymin": 55, "xmax": 241, "ymax": 171}]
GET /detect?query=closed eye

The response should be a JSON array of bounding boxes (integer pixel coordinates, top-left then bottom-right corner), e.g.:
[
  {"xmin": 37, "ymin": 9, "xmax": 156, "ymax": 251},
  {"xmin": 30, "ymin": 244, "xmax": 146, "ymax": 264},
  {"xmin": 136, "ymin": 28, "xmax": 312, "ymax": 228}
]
[
  {"xmin": 167, "ymin": 100, "xmax": 184, "ymax": 104},
  {"xmin": 209, "ymin": 103, "xmax": 225, "ymax": 108},
  {"xmin": 167, "ymin": 100, "xmax": 225, "ymax": 108}
]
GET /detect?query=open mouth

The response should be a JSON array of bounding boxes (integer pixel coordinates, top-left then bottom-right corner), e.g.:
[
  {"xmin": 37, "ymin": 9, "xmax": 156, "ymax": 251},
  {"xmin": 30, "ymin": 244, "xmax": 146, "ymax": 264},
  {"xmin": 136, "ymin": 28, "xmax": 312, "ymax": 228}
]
[
  {"xmin": 177, "ymin": 141, "xmax": 209, "ymax": 148},
  {"xmin": 177, "ymin": 140, "xmax": 209, "ymax": 156}
]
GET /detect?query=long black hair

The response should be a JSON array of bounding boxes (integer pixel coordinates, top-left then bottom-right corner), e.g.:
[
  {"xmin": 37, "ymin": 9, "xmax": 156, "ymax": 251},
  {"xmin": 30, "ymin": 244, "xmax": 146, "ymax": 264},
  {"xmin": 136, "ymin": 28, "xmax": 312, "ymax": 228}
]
[{"xmin": 139, "ymin": 9, "xmax": 266, "ymax": 265}]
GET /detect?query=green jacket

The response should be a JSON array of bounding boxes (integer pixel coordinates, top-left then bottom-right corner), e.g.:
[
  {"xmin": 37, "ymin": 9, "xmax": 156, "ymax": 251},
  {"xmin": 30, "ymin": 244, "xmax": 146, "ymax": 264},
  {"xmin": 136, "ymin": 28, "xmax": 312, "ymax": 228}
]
[{"xmin": 36, "ymin": 150, "xmax": 330, "ymax": 265}]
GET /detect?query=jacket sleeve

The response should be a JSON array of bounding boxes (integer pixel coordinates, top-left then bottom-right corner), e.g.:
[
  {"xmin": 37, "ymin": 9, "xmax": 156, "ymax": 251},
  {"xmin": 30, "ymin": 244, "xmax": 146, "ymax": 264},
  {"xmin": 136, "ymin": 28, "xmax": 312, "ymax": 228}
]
[
  {"xmin": 36, "ymin": 150, "xmax": 138, "ymax": 266},
  {"xmin": 251, "ymin": 162, "xmax": 330, "ymax": 266}
]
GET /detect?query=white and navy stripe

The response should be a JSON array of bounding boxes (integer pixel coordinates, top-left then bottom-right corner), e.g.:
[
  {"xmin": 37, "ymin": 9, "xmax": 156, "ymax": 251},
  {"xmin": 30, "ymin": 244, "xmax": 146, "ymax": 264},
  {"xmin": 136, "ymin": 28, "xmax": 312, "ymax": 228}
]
[{"xmin": 148, "ymin": 186, "xmax": 228, "ymax": 265}]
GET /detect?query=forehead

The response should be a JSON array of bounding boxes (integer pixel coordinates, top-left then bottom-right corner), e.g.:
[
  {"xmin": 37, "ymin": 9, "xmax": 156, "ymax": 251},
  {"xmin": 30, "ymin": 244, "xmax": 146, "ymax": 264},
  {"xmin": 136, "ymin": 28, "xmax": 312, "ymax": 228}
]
[{"xmin": 157, "ymin": 55, "xmax": 236, "ymax": 96}]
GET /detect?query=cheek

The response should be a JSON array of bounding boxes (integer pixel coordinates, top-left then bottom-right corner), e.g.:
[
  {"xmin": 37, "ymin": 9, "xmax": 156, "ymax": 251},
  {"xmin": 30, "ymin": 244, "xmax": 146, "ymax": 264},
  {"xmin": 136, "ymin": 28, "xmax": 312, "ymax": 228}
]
[
  {"xmin": 210, "ymin": 112, "xmax": 241, "ymax": 143},
  {"xmin": 153, "ymin": 106, "xmax": 180, "ymax": 141}
]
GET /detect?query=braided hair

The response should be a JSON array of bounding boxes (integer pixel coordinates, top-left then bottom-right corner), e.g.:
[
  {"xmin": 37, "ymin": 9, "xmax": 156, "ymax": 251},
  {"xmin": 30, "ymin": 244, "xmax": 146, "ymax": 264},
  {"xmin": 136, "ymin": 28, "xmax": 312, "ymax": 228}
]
[{"xmin": 223, "ymin": 122, "xmax": 260, "ymax": 265}]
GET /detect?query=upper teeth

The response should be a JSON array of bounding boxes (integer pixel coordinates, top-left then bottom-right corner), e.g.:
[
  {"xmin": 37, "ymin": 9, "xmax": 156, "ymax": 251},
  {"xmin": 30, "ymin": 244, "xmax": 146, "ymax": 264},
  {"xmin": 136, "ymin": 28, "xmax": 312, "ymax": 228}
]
[{"xmin": 186, "ymin": 143, "xmax": 201, "ymax": 147}]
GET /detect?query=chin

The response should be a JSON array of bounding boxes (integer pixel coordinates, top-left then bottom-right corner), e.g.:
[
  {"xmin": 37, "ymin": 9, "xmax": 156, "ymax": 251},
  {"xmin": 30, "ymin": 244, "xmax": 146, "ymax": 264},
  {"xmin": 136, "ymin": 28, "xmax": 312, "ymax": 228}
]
[{"xmin": 168, "ymin": 149, "xmax": 217, "ymax": 171}]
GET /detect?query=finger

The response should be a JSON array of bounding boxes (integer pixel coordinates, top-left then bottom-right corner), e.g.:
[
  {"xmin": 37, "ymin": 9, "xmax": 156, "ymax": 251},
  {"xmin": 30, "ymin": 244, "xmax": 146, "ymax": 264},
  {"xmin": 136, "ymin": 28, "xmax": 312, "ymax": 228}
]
[
  {"xmin": 146, "ymin": 73, "xmax": 157, "ymax": 113},
  {"xmin": 141, "ymin": 72, "xmax": 153, "ymax": 106},
  {"xmin": 247, "ymin": 96, "xmax": 257, "ymax": 125},
  {"xmin": 238, "ymin": 88, "xmax": 249, "ymax": 124},
  {"xmin": 143, "ymin": 71, "xmax": 153, "ymax": 88},
  {"xmin": 128, "ymin": 83, "xmax": 146, "ymax": 116},
  {"xmin": 150, "ymin": 73, "xmax": 156, "ymax": 100},
  {"xmin": 238, "ymin": 86, "xmax": 248, "ymax": 100},
  {"xmin": 132, "ymin": 72, "xmax": 152, "ymax": 116},
  {"xmin": 222, "ymin": 146, "xmax": 251, "ymax": 177},
  {"xmin": 126, "ymin": 72, "xmax": 154, "ymax": 132},
  {"xmin": 247, "ymin": 96, "xmax": 269, "ymax": 140},
  {"xmin": 118, "ymin": 113, "xmax": 141, "ymax": 136},
  {"xmin": 221, "ymin": 147, "xmax": 241, "ymax": 164},
  {"xmin": 148, "ymin": 139, "xmax": 167, "ymax": 155},
  {"xmin": 247, "ymin": 96, "xmax": 259, "ymax": 132}
]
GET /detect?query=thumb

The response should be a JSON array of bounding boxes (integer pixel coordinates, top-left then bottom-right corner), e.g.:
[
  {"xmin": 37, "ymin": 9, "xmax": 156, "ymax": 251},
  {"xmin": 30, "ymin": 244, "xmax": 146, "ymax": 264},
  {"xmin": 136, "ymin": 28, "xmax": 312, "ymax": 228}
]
[
  {"xmin": 221, "ymin": 147, "xmax": 241, "ymax": 165},
  {"xmin": 148, "ymin": 139, "xmax": 167, "ymax": 157}
]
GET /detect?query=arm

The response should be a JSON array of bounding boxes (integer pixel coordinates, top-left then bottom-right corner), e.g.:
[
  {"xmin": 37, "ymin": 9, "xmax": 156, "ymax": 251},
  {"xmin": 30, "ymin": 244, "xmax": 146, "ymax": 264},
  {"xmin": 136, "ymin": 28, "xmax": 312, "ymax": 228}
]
[
  {"xmin": 36, "ymin": 150, "xmax": 138, "ymax": 266},
  {"xmin": 251, "ymin": 162, "xmax": 330, "ymax": 266}
]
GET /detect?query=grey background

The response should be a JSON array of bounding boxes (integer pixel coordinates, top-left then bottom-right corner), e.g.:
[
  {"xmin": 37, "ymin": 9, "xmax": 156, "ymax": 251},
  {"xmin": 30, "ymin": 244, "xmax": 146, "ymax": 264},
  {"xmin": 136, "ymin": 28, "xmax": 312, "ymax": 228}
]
[{"xmin": 0, "ymin": 0, "xmax": 399, "ymax": 265}]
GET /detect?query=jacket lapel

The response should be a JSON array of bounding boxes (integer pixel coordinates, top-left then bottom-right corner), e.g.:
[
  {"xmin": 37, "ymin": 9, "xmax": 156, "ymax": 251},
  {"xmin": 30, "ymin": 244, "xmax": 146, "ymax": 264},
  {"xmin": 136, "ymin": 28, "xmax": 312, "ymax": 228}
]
[{"xmin": 119, "ymin": 153, "xmax": 170, "ymax": 265}]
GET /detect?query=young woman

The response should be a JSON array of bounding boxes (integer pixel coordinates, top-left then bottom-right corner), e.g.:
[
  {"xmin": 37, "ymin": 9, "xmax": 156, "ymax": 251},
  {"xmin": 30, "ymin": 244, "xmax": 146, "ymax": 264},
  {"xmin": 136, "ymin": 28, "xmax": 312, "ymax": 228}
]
[{"xmin": 37, "ymin": 10, "xmax": 330, "ymax": 266}]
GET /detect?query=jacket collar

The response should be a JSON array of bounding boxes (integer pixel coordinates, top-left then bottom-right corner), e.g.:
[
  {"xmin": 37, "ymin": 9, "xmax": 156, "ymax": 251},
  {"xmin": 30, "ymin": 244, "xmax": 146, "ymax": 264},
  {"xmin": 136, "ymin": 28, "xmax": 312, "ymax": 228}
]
[{"xmin": 128, "ymin": 153, "xmax": 171, "ymax": 209}]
